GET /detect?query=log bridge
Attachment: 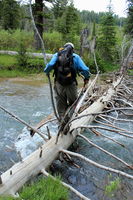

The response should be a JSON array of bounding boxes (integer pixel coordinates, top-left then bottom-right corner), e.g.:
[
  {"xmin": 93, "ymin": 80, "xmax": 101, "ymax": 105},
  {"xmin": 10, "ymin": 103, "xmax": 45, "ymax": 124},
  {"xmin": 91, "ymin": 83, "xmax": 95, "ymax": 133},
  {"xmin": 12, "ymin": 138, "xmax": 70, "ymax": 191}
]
[{"xmin": 0, "ymin": 71, "xmax": 133, "ymax": 200}]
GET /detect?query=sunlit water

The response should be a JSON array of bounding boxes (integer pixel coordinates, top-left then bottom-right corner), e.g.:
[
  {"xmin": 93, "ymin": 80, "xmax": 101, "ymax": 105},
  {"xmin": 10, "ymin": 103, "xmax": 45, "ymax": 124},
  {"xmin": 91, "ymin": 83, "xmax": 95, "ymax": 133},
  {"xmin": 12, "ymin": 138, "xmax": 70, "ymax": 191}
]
[{"xmin": 0, "ymin": 78, "xmax": 133, "ymax": 200}]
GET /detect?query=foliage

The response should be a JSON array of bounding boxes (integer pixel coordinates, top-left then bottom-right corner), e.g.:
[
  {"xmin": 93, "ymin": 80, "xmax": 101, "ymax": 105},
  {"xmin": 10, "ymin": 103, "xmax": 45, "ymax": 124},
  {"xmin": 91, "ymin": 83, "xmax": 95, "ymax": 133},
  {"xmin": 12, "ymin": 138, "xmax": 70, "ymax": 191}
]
[
  {"xmin": 0, "ymin": 196, "xmax": 18, "ymax": 200},
  {"xmin": 52, "ymin": 0, "xmax": 69, "ymax": 18},
  {"xmin": 16, "ymin": 37, "xmax": 29, "ymax": 71},
  {"xmin": 0, "ymin": 0, "xmax": 129, "ymax": 76},
  {"xmin": 124, "ymin": 0, "xmax": 133, "ymax": 36},
  {"xmin": 0, "ymin": 176, "xmax": 69, "ymax": 200},
  {"xmin": 0, "ymin": 55, "xmax": 17, "ymax": 69},
  {"xmin": 32, "ymin": 0, "xmax": 44, "ymax": 50},
  {"xmin": 97, "ymin": 12, "xmax": 117, "ymax": 62},
  {"xmin": 43, "ymin": 31, "xmax": 63, "ymax": 52},
  {"xmin": 80, "ymin": 10, "xmax": 126, "ymax": 26},
  {"xmin": 55, "ymin": 2, "xmax": 82, "ymax": 43},
  {"xmin": 0, "ymin": 69, "xmax": 28, "ymax": 78},
  {"xmin": 20, "ymin": 176, "xmax": 68, "ymax": 200},
  {"xmin": 0, "ymin": 54, "xmax": 44, "ymax": 76},
  {"xmin": 83, "ymin": 52, "xmax": 119, "ymax": 74},
  {"xmin": 27, "ymin": 57, "xmax": 44, "ymax": 73},
  {"xmin": 105, "ymin": 177, "xmax": 121, "ymax": 197},
  {"xmin": 43, "ymin": 31, "xmax": 80, "ymax": 52},
  {"xmin": 128, "ymin": 69, "xmax": 133, "ymax": 75},
  {"xmin": 0, "ymin": 0, "xmax": 20, "ymax": 30},
  {"xmin": 0, "ymin": 30, "xmax": 34, "ymax": 51}
]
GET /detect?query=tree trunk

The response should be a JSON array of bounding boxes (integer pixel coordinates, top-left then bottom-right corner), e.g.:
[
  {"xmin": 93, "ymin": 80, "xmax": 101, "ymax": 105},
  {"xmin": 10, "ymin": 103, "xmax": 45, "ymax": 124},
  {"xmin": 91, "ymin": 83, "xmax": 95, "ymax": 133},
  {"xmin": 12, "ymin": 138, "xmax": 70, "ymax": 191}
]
[{"xmin": 34, "ymin": 0, "xmax": 43, "ymax": 50}]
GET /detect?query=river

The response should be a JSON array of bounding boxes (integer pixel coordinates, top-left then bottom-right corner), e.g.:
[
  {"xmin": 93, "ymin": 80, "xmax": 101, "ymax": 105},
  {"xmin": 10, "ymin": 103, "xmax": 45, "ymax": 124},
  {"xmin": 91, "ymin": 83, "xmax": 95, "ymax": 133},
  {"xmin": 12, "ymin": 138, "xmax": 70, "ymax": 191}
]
[{"xmin": 0, "ymin": 77, "xmax": 133, "ymax": 200}]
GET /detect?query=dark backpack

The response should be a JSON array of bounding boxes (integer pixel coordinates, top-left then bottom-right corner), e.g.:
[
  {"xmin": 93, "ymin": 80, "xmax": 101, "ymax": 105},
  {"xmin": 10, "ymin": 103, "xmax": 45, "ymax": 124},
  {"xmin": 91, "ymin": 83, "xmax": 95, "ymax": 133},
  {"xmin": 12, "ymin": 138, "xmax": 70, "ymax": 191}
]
[{"xmin": 54, "ymin": 45, "xmax": 77, "ymax": 86}]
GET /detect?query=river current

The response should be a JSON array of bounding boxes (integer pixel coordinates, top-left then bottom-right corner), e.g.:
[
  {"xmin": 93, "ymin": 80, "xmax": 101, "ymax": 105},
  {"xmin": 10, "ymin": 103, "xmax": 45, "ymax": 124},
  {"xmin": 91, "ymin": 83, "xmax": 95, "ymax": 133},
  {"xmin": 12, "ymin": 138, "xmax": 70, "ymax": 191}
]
[{"xmin": 0, "ymin": 77, "xmax": 133, "ymax": 200}]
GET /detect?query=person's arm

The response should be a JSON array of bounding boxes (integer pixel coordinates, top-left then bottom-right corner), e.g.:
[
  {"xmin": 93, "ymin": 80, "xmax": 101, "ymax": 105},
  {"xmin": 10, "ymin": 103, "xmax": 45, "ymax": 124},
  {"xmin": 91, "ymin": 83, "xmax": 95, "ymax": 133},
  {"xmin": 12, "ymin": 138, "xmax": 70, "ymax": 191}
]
[
  {"xmin": 73, "ymin": 54, "xmax": 90, "ymax": 81},
  {"xmin": 44, "ymin": 53, "xmax": 58, "ymax": 74}
]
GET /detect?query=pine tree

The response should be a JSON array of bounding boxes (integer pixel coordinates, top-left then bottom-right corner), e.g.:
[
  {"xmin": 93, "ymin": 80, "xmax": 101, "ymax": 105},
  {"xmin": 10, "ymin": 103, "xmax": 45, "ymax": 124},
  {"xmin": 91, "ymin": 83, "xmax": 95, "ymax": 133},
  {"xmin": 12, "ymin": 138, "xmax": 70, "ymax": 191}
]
[
  {"xmin": 97, "ymin": 11, "xmax": 116, "ymax": 61},
  {"xmin": 0, "ymin": 1, "xmax": 2, "ymax": 23},
  {"xmin": 1, "ymin": 0, "xmax": 20, "ymax": 30},
  {"xmin": 52, "ymin": 0, "xmax": 68, "ymax": 18},
  {"xmin": 124, "ymin": 0, "xmax": 133, "ymax": 36},
  {"xmin": 33, "ymin": 0, "xmax": 53, "ymax": 49},
  {"xmin": 55, "ymin": 2, "xmax": 81, "ymax": 43},
  {"xmin": 33, "ymin": 0, "xmax": 44, "ymax": 49}
]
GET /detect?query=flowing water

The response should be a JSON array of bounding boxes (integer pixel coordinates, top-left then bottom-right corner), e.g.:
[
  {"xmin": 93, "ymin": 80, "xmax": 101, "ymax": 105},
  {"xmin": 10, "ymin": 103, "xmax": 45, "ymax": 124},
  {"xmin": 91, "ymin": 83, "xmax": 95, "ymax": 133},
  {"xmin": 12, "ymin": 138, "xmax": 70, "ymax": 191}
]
[{"xmin": 0, "ymin": 77, "xmax": 133, "ymax": 200}]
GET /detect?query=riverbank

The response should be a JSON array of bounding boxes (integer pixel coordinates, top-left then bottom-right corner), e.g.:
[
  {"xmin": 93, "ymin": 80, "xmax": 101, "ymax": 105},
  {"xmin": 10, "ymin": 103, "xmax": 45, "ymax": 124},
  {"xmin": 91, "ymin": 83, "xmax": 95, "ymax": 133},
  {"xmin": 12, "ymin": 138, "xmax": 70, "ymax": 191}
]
[{"xmin": 0, "ymin": 73, "xmax": 48, "ymax": 85}]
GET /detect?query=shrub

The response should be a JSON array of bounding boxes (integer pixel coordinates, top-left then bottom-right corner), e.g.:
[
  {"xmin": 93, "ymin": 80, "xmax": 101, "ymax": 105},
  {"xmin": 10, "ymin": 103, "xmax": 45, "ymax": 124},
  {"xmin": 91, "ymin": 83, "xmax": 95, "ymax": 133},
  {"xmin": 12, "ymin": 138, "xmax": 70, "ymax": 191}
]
[
  {"xmin": 0, "ymin": 29, "xmax": 34, "ymax": 51},
  {"xmin": 43, "ymin": 31, "xmax": 63, "ymax": 53},
  {"xmin": 0, "ymin": 30, "xmax": 12, "ymax": 50}
]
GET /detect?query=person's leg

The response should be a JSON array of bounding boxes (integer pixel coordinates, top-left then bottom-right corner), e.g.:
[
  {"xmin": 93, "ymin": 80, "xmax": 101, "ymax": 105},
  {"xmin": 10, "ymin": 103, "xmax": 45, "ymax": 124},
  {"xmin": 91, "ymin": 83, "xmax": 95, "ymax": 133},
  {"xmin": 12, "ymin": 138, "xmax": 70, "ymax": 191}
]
[
  {"xmin": 66, "ymin": 82, "xmax": 78, "ymax": 106},
  {"xmin": 54, "ymin": 81, "xmax": 68, "ymax": 120}
]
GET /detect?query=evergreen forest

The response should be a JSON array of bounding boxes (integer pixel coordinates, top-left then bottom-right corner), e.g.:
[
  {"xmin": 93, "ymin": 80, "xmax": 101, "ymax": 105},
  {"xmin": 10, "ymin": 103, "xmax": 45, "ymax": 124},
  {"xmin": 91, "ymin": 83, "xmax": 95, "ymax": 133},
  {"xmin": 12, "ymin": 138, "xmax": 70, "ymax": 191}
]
[{"xmin": 0, "ymin": 0, "xmax": 132, "ymax": 74}]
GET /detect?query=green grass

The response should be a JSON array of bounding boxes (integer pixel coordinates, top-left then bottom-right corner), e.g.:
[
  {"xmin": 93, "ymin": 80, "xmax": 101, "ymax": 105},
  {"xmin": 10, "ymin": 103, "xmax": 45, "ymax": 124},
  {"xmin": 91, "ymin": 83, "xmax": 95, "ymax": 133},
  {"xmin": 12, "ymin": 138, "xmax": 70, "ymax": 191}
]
[
  {"xmin": 100, "ymin": 60, "xmax": 120, "ymax": 73},
  {"xmin": 0, "ymin": 54, "xmax": 45, "ymax": 77},
  {"xmin": 105, "ymin": 177, "xmax": 120, "ymax": 197},
  {"xmin": 0, "ymin": 176, "xmax": 69, "ymax": 200},
  {"xmin": 0, "ymin": 69, "xmax": 29, "ymax": 78},
  {"xmin": 128, "ymin": 69, "xmax": 133, "ymax": 75},
  {"xmin": 0, "ymin": 55, "xmax": 17, "ymax": 68}
]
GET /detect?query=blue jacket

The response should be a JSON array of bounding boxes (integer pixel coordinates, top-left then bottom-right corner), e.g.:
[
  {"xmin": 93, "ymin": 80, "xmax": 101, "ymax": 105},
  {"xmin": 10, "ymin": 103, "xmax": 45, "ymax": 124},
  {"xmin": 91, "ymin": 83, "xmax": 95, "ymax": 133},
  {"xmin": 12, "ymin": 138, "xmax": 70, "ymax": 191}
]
[{"xmin": 44, "ymin": 52, "xmax": 90, "ymax": 80}]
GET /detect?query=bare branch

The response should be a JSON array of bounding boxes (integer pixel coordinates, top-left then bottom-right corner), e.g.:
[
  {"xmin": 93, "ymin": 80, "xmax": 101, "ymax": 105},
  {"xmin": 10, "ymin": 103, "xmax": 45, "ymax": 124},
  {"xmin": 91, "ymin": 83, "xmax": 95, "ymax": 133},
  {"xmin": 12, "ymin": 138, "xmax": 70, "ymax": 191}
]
[
  {"xmin": 61, "ymin": 149, "xmax": 133, "ymax": 180},
  {"xmin": 90, "ymin": 128, "xmax": 126, "ymax": 148},
  {"xmin": 69, "ymin": 107, "xmax": 133, "ymax": 125},
  {"xmin": 0, "ymin": 105, "xmax": 47, "ymax": 141},
  {"xmin": 74, "ymin": 73, "xmax": 99, "ymax": 114},
  {"xmin": 94, "ymin": 119, "xmax": 133, "ymax": 134},
  {"xmin": 113, "ymin": 98, "xmax": 133, "ymax": 107},
  {"xmin": 74, "ymin": 125, "xmax": 133, "ymax": 139},
  {"xmin": 99, "ymin": 114, "xmax": 133, "ymax": 123},
  {"xmin": 78, "ymin": 134, "xmax": 132, "ymax": 169}
]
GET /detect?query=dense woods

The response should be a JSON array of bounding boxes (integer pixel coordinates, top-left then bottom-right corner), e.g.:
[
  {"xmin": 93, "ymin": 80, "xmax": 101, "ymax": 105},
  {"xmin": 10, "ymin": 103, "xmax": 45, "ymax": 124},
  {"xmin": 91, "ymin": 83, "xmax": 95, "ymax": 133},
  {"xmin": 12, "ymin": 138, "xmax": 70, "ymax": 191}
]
[{"xmin": 0, "ymin": 0, "xmax": 132, "ymax": 73}]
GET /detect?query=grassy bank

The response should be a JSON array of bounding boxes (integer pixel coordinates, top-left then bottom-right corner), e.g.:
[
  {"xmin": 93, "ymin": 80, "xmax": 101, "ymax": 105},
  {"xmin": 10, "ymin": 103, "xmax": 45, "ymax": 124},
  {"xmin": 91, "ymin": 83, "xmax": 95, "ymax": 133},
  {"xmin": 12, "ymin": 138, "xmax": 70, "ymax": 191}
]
[
  {"xmin": 0, "ymin": 176, "xmax": 69, "ymax": 200},
  {"xmin": 0, "ymin": 54, "xmax": 120, "ymax": 79},
  {"xmin": 0, "ymin": 54, "xmax": 46, "ymax": 78}
]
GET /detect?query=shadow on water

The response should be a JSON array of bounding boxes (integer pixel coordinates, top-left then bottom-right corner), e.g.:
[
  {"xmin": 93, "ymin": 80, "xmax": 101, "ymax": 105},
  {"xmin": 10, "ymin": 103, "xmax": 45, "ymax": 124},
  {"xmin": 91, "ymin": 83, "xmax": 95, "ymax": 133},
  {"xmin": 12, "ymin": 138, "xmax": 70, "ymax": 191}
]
[{"xmin": 0, "ymin": 77, "xmax": 133, "ymax": 200}]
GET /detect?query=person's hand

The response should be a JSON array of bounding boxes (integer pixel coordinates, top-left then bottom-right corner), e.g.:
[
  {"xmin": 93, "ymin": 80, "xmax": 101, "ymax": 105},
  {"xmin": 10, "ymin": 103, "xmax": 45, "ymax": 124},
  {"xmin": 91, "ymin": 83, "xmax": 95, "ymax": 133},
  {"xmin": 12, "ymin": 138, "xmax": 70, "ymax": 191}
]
[
  {"xmin": 83, "ymin": 79, "xmax": 89, "ymax": 92},
  {"xmin": 84, "ymin": 79, "xmax": 89, "ymax": 87}
]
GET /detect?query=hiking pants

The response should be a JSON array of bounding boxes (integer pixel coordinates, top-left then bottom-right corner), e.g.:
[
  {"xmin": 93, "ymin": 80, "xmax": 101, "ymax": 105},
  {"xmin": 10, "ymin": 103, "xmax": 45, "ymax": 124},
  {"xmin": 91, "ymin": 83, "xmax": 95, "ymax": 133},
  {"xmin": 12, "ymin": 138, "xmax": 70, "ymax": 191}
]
[{"xmin": 54, "ymin": 81, "xmax": 78, "ymax": 120}]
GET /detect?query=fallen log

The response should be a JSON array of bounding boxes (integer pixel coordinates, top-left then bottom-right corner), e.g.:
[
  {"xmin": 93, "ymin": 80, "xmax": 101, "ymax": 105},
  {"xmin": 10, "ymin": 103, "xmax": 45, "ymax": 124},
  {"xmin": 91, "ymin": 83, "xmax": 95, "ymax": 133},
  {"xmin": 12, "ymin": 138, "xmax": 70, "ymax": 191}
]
[
  {"xmin": 0, "ymin": 50, "xmax": 53, "ymax": 59},
  {"xmin": 0, "ymin": 75, "xmax": 131, "ymax": 197}
]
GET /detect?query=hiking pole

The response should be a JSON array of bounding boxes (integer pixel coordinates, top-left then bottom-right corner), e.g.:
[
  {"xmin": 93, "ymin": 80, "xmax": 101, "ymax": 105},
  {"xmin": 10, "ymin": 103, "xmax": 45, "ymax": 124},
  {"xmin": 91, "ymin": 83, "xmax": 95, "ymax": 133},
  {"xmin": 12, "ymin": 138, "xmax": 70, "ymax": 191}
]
[{"xmin": 47, "ymin": 74, "xmax": 60, "ymax": 122}]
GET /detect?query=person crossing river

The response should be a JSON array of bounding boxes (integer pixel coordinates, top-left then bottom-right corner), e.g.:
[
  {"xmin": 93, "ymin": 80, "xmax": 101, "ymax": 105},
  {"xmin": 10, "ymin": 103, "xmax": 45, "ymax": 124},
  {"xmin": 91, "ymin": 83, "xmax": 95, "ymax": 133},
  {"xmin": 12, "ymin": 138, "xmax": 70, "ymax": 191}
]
[{"xmin": 44, "ymin": 42, "xmax": 90, "ymax": 122}]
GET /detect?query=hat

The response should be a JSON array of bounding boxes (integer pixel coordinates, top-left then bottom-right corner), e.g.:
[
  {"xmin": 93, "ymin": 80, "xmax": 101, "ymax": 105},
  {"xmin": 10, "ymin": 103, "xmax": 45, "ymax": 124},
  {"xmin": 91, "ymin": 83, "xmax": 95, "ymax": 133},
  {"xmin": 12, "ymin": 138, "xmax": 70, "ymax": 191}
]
[{"xmin": 64, "ymin": 42, "xmax": 74, "ymax": 49}]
